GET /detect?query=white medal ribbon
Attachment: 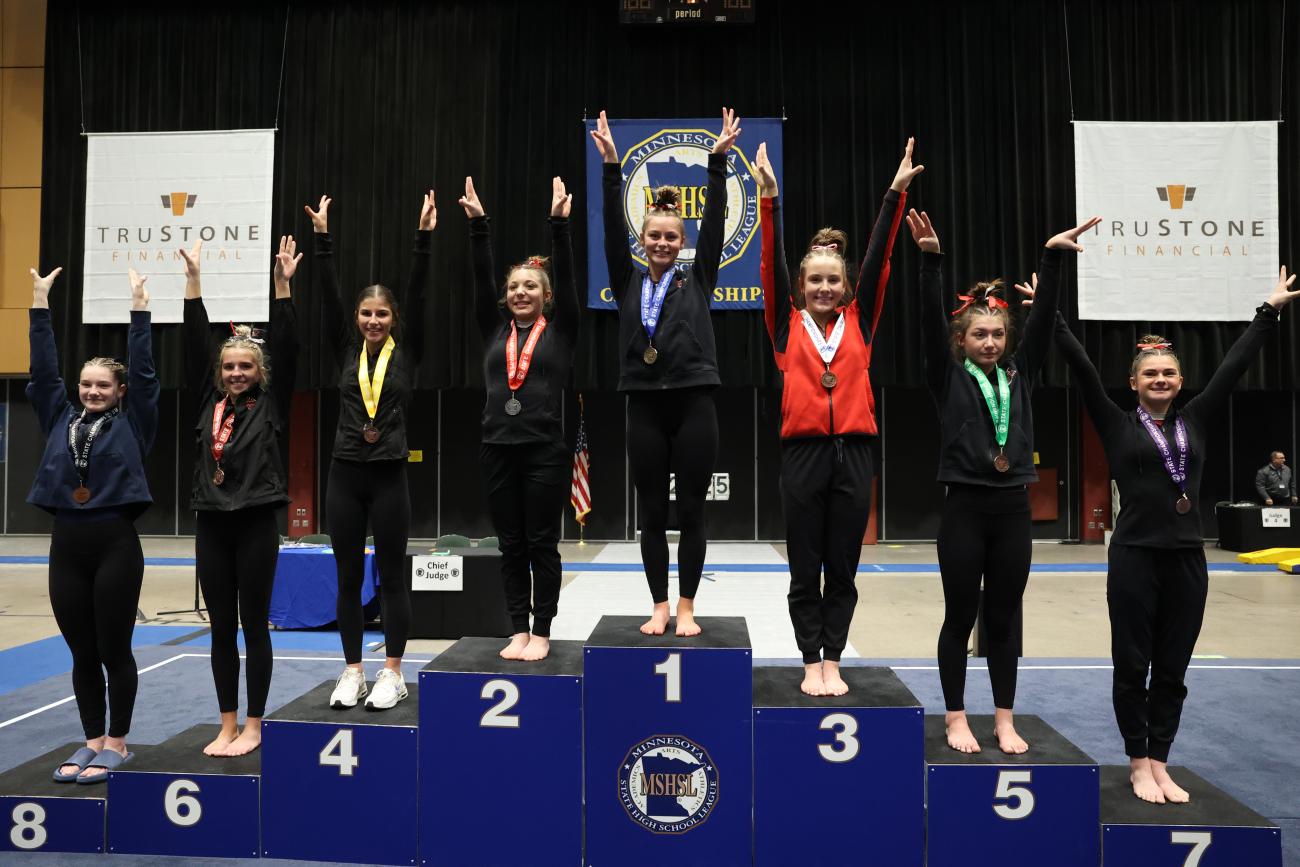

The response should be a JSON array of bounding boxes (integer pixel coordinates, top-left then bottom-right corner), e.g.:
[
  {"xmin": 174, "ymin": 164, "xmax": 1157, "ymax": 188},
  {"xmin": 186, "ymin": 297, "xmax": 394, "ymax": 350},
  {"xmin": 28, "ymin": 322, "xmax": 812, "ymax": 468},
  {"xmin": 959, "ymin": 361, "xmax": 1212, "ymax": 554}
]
[{"xmin": 798, "ymin": 309, "xmax": 847, "ymax": 365}]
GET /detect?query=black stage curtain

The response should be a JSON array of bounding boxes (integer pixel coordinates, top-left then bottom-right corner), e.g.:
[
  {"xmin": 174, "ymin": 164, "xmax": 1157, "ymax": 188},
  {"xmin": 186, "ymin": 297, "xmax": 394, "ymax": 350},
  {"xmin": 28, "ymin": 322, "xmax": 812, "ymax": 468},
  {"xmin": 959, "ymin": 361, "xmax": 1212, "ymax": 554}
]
[{"xmin": 38, "ymin": 0, "xmax": 1299, "ymax": 393}]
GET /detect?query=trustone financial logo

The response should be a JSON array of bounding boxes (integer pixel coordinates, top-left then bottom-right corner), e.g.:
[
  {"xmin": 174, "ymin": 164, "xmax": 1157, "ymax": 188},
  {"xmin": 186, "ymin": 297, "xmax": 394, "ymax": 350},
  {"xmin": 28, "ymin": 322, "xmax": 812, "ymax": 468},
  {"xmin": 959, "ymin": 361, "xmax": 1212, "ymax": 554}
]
[
  {"xmin": 93, "ymin": 190, "xmax": 259, "ymax": 263},
  {"xmin": 1091, "ymin": 183, "xmax": 1265, "ymax": 259},
  {"xmin": 1155, "ymin": 185, "xmax": 1196, "ymax": 209},
  {"xmin": 162, "ymin": 192, "xmax": 198, "ymax": 216}
]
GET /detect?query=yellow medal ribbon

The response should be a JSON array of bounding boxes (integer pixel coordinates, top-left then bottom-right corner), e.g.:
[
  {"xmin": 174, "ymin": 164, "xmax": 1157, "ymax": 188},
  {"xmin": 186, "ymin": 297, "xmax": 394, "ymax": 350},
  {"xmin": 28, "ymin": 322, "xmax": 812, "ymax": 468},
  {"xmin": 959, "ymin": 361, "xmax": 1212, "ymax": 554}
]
[{"xmin": 358, "ymin": 335, "xmax": 396, "ymax": 421}]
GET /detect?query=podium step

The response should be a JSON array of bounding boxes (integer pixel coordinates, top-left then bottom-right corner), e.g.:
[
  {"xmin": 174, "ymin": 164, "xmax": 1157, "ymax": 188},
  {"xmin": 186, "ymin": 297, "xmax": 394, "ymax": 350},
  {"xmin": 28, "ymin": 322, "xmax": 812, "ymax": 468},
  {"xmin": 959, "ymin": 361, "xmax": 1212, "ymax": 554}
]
[
  {"xmin": 1100, "ymin": 765, "xmax": 1282, "ymax": 865},
  {"xmin": 0, "ymin": 745, "xmax": 106, "ymax": 855}
]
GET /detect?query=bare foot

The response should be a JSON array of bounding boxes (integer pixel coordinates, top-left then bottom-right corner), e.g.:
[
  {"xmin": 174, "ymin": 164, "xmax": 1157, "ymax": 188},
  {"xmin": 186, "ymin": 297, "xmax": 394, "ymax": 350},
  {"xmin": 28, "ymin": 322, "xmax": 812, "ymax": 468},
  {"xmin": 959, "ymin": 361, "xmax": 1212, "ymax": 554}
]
[
  {"xmin": 520, "ymin": 635, "xmax": 551, "ymax": 661},
  {"xmin": 640, "ymin": 602, "xmax": 670, "ymax": 635},
  {"xmin": 945, "ymin": 712, "xmax": 981, "ymax": 754},
  {"xmin": 203, "ymin": 728, "xmax": 238, "ymax": 757},
  {"xmin": 800, "ymin": 662, "xmax": 826, "ymax": 696},
  {"xmin": 223, "ymin": 728, "xmax": 262, "ymax": 756},
  {"xmin": 675, "ymin": 599, "xmax": 701, "ymax": 637},
  {"xmin": 499, "ymin": 632, "xmax": 530, "ymax": 660},
  {"xmin": 1130, "ymin": 757, "xmax": 1166, "ymax": 803},
  {"xmin": 821, "ymin": 661, "xmax": 849, "ymax": 696},
  {"xmin": 1150, "ymin": 760, "xmax": 1190, "ymax": 803},
  {"xmin": 993, "ymin": 708, "xmax": 1029, "ymax": 754}
]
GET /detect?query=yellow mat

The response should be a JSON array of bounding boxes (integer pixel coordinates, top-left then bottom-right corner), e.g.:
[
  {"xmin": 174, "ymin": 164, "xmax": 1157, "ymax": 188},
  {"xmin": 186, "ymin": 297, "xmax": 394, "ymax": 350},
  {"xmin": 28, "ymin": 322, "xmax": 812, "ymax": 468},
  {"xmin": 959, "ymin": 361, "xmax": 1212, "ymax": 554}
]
[
  {"xmin": 1278, "ymin": 557, "xmax": 1300, "ymax": 574},
  {"xmin": 1236, "ymin": 548, "xmax": 1300, "ymax": 564}
]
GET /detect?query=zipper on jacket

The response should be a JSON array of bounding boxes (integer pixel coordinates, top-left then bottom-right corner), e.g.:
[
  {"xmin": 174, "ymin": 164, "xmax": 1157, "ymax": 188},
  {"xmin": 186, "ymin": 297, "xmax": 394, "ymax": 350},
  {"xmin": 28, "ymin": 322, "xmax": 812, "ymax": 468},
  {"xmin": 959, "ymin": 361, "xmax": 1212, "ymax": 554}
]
[{"xmin": 827, "ymin": 386, "xmax": 835, "ymax": 436}]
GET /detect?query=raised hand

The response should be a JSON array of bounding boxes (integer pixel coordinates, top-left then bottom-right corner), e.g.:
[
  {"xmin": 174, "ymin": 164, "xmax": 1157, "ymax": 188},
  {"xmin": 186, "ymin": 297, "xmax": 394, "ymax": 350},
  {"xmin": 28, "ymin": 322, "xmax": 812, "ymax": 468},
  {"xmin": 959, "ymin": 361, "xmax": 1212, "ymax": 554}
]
[
  {"xmin": 1014, "ymin": 272, "xmax": 1038, "ymax": 307},
  {"xmin": 274, "ymin": 235, "xmax": 303, "ymax": 284},
  {"xmin": 30, "ymin": 266, "xmax": 62, "ymax": 309},
  {"xmin": 590, "ymin": 110, "xmax": 618, "ymax": 164},
  {"xmin": 179, "ymin": 240, "xmax": 202, "ymax": 280},
  {"xmin": 551, "ymin": 176, "xmax": 572, "ymax": 218},
  {"xmin": 304, "ymin": 195, "xmax": 331, "ymax": 234},
  {"xmin": 754, "ymin": 142, "xmax": 778, "ymax": 196},
  {"xmin": 1266, "ymin": 265, "xmax": 1300, "ymax": 309},
  {"xmin": 712, "ymin": 107, "xmax": 741, "ymax": 155},
  {"xmin": 1045, "ymin": 216, "xmax": 1103, "ymax": 251},
  {"xmin": 891, "ymin": 137, "xmax": 925, "ymax": 193},
  {"xmin": 129, "ymin": 268, "xmax": 149, "ymax": 311},
  {"xmin": 906, "ymin": 208, "xmax": 941, "ymax": 254},
  {"xmin": 419, "ymin": 189, "xmax": 437, "ymax": 231},
  {"xmin": 459, "ymin": 177, "xmax": 485, "ymax": 219}
]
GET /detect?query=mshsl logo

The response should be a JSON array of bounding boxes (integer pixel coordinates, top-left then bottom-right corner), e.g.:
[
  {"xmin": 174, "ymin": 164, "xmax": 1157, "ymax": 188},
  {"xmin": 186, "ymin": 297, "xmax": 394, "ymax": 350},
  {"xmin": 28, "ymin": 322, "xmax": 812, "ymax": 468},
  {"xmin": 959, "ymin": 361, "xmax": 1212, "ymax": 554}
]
[
  {"xmin": 618, "ymin": 734, "xmax": 719, "ymax": 834},
  {"xmin": 619, "ymin": 127, "xmax": 759, "ymax": 271}
]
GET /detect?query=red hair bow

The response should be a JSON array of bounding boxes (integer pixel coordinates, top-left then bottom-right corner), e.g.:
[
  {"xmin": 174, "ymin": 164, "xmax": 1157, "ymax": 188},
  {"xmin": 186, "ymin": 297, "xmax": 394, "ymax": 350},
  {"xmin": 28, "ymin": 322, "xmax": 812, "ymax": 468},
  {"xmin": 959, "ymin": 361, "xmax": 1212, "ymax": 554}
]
[
  {"xmin": 950, "ymin": 294, "xmax": 1008, "ymax": 317},
  {"xmin": 525, "ymin": 257, "xmax": 546, "ymax": 269},
  {"xmin": 1137, "ymin": 341, "xmax": 1172, "ymax": 351}
]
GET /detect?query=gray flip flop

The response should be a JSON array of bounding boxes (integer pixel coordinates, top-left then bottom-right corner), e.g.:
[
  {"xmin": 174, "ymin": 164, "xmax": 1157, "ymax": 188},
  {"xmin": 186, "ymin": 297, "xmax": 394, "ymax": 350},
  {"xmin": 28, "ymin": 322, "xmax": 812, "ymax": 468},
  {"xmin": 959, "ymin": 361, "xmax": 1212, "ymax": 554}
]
[
  {"xmin": 75, "ymin": 748, "xmax": 133, "ymax": 784},
  {"xmin": 51, "ymin": 746, "xmax": 98, "ymax": 783}
]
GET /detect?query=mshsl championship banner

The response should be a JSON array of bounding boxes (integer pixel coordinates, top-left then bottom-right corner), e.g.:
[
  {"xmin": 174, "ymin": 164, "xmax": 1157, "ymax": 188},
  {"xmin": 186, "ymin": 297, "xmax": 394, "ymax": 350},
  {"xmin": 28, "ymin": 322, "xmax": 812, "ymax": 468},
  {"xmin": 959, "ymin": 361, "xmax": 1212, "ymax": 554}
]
[
  {"xmin": 83, "ymin": 129, "xmax": 275, "ymax": 324},
  {"xmin": 1074, "ymin": 121, "xmax": 1278, "ymax": 321},
  {"xmin": 584, "ymin": 117, "xmax": 782, "ymax": 310}
]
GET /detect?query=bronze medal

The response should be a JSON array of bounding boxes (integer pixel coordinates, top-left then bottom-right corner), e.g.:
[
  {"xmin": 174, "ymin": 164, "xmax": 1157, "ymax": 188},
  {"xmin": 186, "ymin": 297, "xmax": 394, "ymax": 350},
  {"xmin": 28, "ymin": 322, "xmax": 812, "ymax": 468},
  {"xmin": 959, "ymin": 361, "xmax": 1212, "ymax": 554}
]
[
  {"xmin": 72, "ymin": 486, "xmax": 91, "ymax": 505},
  {"xmin": 820, "ymin": 370, "xmax": 838, "ymax": 389},
  {"xmin": 1175, "ymin": 494, "xmax": 1191, "ymax": 514},
  {"xmin": 504, "ymin": 397, "xmax": 522, "ymax": 416},
  {"xmin": 643, "ymin": 345, "xmax": 659, "ymax": 365},
  {"xmin": 362, "ymin": 423, "xmax": 380, "ymax": 444},
  {"xmin": 213, "ymin": 467, "xmax": 225, "ymax": 486},
  {"xmin": 993, "ymin": 452, "xmax": 1011, "ymax": 473}
]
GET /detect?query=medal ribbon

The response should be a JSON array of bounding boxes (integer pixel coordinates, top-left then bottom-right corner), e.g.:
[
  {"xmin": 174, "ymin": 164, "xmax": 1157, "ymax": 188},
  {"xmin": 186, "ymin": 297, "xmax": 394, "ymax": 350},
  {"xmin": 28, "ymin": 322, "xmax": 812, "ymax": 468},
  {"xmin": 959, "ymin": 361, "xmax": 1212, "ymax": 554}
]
[
  {"xmin": 798, "ymin": 310, "xmax": 847, "ymax": 366},
  {"xmin": 66, "ymin": 406, "xmax": 120, "ymax": 476},
  {"xmin": 358, "ymin": 335, "xmax": 396, "ymax": 422},
  {"xmin": 1136, "ymin": 407, "xmax": 1189, "ymax": 497},
  {"xmin": 210, "ymin": 398, "xmax": 238, "ymax": 465},
  {"xmin": 962, "ymin": 359, "xmax": 1010, "ymax": 448},
  {"xmin": 640, "ymin": 269, "xmax": 675, "ymax": 340},
  {"xmin": 506, "ymin": 316, "xmax": 548, "ymax": 392}
]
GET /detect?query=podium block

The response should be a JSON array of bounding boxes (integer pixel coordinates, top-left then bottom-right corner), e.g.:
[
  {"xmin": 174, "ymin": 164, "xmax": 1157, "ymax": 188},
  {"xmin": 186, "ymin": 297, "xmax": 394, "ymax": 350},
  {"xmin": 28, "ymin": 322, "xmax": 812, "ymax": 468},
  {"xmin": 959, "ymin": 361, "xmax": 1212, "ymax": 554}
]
[
  {"xmin": 753, "ymin": 666, "xmax": 924, "ymax": 867},
  {"xmin": 107, "ymin": 724, "xmax": 260, "ymax": 858},
  {"xmin": 583, "ymin": 615, "xmax": 752, "ymax": 867},
  {"xmin": 419, "ymin": 637, "xmax": 583, "ymax": 867},
  {"xmin": 0, "ymin": 746, "xmax": 105, "ymax": 854},
  {"xmin": 261, "ymin": 680, "xmax": 419, "ymax": 865},
  {"xmin": 1100, "ymin": 765, "xmax": 1282, "ymax": 866},
  {"xmin": 924, "ymin": 715, "xmax": 1099, "ymax": 866}
]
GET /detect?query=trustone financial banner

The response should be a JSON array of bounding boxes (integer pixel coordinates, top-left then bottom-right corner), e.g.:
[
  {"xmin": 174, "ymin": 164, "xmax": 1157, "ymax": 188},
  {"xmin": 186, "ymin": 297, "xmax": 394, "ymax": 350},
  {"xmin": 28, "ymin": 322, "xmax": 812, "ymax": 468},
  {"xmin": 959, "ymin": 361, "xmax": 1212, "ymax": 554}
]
[
  {"xmin": 1074, "ymin": 121, "xmax": 1278, "ymax": 321},
  {"xmin": 83, "ymin": 129, "xmax": 275, "ymax": 324},
  {"xmin": 584, "ymin": 117, "xmax": 782, "ymax": 310}
]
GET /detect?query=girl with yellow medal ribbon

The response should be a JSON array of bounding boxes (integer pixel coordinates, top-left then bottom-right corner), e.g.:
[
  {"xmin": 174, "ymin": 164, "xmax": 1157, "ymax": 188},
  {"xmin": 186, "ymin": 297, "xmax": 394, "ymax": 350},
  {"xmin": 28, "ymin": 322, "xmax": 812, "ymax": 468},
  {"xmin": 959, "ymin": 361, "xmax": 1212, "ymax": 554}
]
[{"xmin": 306, "ymin": 190, "xmax": 436, "ymax": 711}]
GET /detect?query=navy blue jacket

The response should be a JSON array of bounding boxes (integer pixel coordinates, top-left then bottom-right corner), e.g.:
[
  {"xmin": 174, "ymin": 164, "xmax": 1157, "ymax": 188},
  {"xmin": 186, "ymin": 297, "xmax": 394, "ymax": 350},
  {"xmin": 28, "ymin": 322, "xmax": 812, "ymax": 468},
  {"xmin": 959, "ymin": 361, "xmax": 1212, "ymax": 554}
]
[{"xmin": 26, "ymin": 308, "xmax": 159, "ymax": 516}]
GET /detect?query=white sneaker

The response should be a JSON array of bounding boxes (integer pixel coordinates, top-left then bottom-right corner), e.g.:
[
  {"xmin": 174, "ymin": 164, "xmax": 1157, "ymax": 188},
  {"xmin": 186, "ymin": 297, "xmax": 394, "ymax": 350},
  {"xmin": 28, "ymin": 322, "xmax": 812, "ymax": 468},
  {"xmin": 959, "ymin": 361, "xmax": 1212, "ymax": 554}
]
[
  {"xmin": 365, "ymin": 668, "xmax": 408, "ymax": 711},
  {"xmin": 329, "ymin": 667, "xmax": 368, "ymax": 709}
]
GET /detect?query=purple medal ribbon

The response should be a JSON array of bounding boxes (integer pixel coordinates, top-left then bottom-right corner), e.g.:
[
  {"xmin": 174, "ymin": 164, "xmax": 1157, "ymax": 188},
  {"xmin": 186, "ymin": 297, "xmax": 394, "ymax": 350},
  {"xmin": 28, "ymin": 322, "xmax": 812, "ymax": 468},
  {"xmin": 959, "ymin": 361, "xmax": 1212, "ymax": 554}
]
[{"xmin": 1136, "ymin": 406, "xmax": 1189, "ymax": 498}]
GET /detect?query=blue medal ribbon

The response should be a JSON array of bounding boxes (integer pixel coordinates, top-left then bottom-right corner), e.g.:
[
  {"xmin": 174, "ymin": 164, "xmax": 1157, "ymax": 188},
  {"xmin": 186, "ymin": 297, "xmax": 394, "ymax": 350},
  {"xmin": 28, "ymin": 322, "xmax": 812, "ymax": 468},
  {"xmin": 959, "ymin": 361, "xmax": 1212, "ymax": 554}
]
[
  {"xmin": 1136, "ymin": 406, "xmax": 1189, "ymax": 498},
  {"xmin": 640, "ymin": 269, "xmax": 675, "ymax": 340}
]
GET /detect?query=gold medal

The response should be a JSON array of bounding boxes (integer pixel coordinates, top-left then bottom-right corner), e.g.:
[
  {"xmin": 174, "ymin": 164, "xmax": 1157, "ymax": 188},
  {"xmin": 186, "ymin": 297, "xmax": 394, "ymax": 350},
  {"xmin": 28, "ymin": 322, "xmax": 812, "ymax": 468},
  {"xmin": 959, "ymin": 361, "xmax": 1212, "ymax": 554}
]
[{"xmin": 643, "ymin": 345, "xmax": 659, "ymax": 365}]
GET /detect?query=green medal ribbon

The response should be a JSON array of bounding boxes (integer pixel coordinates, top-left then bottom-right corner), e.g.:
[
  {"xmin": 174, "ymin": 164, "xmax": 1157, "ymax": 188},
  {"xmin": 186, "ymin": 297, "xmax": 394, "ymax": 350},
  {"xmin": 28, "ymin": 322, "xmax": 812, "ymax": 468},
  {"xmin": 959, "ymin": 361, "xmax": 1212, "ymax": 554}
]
[{"xmin": 963, "ymin": 358, "xmax": 1010, "ymax": 448}]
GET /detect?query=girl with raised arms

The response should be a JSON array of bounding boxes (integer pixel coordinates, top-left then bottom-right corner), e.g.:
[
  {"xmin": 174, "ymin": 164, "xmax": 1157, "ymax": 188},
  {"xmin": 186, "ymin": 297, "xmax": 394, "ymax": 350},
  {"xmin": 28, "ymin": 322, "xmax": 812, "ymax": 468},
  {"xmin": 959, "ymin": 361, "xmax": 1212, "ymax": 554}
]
[
  {"xmin": 460, "ymin": 175, "xmax": 578, "ymax": 662},
  {"xmin": 1048, "ymin": 266, "xmax": 1298, "ymax": 802},
  {"xmin": 907, "ymin": 207, "xmax": 1101, "ymax": 753},
  {"xmin": 589, "ymin": 108, "xmax": 739, "ymax": 636},
  {"xmin": 28, "ymin": 265, "xmax": 158, "ymax": 782},
  {"xmin": 181, "ymin": 236, "xmax": 301, "ymax": 754},
  {"xmin": 306, "ymin": 191, "xmax": 435, "ymax": 710},
  {"xmin": 755, "ymin": 138, "xmax": 922, "ymax": 695}
]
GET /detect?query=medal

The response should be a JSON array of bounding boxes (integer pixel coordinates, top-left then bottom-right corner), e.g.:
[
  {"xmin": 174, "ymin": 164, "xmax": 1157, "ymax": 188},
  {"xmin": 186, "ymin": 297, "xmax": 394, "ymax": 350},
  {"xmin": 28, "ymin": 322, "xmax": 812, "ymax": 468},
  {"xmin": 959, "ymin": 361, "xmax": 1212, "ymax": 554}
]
[
  {"xmin": 72, "ymin": 486, "xmax": 91, "ymax": 504},
  {"xmin": 964, "ymin": 359, "xmax": 1011, "ymax": 473},
  {"xmin": 643, "ymin": 345, "xmax": 659, "ymax": 365},
  {"xmin": 362, "ymin": 423, "xmax": 380, "ymax": 444},
  {"xmin": 210, "ymin": 397, "xmax": 238, "ymax": 474},
  {"xmin": 505, "ymin": 317, "xmax": 547, "ymax": 407},
  {"xmin": 67, "ymin": 406, "xmax": 119, "ymax": 506},
  {"xmin": 820, "ymin": 369, "xmax": 838, "ymax": 389},
  {"xmin": 800, "ymin": 310, "xmax": 847, "ymax": 394},
  {"xmin": 1175, "ymin": 494, "xmax": 1191, "ymax": 514},
  {"xmin": 505, "ymin": 397, "xmax": 522, "ymax": 416},
  {"xmin": 213, "ymin": 467, "xmax": 226, "ymax": 486},
  {"xmin": 1136, "ymin": 407, "xmax": 1191, "ymax": 514},
  {"xmin": 640, "ymin": 268, "xmax": 674, "ymax": 354},
  {"xmin": 358, "ymin": 336, "xmax": 396, "ymax": 444},
  {"xmin": 993, "ymin": 451, "xmax": 1010, "ymax": 473}
]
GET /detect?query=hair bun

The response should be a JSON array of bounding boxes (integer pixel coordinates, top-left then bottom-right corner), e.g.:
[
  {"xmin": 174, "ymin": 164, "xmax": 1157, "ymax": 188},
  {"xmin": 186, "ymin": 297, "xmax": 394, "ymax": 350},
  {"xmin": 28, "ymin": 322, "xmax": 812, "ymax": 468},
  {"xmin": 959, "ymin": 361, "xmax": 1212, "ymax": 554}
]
[
  {"xmin": 807, "ymin": 227, "xmax": 848, "ymax": 256},
  {"xmin": 523, "ymin": 255, "xmax": 550, "ymax": 270},
  {"xmin": 1136, "ymin": 334, "xmax": 1172, "ymax": 351},
  {"xmin": 652, "ymin": 186, "xmax": 681, "ymax": 210}
]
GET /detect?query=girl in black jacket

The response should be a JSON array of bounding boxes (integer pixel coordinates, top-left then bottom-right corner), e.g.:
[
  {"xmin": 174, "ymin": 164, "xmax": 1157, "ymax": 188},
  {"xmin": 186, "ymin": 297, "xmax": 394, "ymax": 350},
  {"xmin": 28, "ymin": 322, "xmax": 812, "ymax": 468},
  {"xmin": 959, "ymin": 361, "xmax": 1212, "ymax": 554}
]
[
  {"xmin": 461, "ymin": 176, "xmax": 578, "ymax": 662},
  {"xmin": 182, "ymin": 236, "xmax": 301, "ymax": 755},
  {"xmin": 589, "ymin": 108, "xmax": 739, "ymax": 637}
]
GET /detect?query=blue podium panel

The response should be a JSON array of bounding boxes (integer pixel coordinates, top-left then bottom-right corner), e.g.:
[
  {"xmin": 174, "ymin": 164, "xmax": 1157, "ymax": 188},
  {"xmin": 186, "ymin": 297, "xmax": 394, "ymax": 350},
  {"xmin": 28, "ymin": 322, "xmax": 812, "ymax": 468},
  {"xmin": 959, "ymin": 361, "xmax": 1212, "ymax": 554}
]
[
  {"xmin": 419, "ymin": 637, "xmax": 583, "ymax": 867},
  {"xmin": 924, "ymin": 715, "xmax": 1100, "ymax": 867},
  {"xmin": 106, "ymin": 724, "xmax": 260, "ymax": 858},
  {"xmin": 261, "ymin": 680, "xmax": 419, "ymax": 865},
  {"xmin": 0, "ymin": 745, "xmax": 105, "ymax": 854},
  {"xmin": 584, "ymin": 615, "xmax": 752, "ymax": 867},
  {"xmin": 1100, "ymin": 765, "xmax": 1282, "ymax": 866},
  {"xmin": 753, "ymin": 666, "xmax": 924, "ymax": 867}
]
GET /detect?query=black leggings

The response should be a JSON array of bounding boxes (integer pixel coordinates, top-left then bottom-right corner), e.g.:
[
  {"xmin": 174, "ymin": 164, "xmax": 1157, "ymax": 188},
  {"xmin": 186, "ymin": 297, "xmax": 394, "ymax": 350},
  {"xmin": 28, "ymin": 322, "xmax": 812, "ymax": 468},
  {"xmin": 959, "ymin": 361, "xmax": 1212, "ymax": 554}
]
[
  {"xmin": 196, "ymin": 505, "xmax": 279, "ymax": 718},
  {"xmin": 327, "ymin": 458, "xmax": 411, "ymax": 663},
  {"xmin": 626, "ymin": 388, "xmax": 719, "ymax": 603},
  {"xmin": 480, "ymin": 441, "xmax": 569, "ymax": 637},
  {"xmin": 1107, "ymin": 544, "xmax": 1207, "ymax": 762},
  {"xmin": 936, "ymin": 485, "xmax": 1031, "ymax": 712},
  {"xmin": 781, "ymin": 438, "xmax": 873, "ymax": 664},
  {"xmin": 49, "ymin": 515, "xmax": 144, "ymax": 739}
]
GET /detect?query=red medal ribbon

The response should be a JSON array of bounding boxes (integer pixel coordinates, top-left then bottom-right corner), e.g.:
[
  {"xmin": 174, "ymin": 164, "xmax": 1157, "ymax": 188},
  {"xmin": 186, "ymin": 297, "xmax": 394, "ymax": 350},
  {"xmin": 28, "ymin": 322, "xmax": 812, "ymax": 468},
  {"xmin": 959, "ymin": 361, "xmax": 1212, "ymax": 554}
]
[
  {"xmin": 210, "ymin": 398, "xmax": 238, "ymax": 465},
  {"xmin": 506, "ymin": 316, "xmax": 548, "ymax": 392}
]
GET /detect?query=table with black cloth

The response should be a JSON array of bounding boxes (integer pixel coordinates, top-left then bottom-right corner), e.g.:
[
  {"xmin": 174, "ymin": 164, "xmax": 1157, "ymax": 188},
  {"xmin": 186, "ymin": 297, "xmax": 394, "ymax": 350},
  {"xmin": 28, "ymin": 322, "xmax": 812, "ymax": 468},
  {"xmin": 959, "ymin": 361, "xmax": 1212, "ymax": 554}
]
[
  {"xmin": 268, "ymin": 545, "xmax": 376, "ymax": 629},
  {"xmin": 406, "ymin": 545, "xmax": 512, "ymax": 639},
  {"xmin": 1215, "ymin": 504, "xmax": 1300, "ymax": 552}
]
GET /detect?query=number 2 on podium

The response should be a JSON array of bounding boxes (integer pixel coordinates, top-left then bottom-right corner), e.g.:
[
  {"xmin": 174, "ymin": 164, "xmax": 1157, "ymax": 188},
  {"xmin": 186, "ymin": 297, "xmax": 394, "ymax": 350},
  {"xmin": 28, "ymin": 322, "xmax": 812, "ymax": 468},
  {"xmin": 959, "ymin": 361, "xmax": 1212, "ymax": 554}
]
[{"xmin": 655, "ymin": 653, "xmax": 682, "ymax": 702}]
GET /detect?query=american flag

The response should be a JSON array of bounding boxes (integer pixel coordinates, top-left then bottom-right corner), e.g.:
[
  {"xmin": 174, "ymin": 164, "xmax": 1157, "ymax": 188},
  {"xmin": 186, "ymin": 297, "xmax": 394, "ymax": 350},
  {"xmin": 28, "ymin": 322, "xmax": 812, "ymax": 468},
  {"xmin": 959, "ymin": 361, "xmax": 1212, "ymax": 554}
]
[{"xmin": 570, "ymin": 401, "xmax": 592, "ymax": 526}]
